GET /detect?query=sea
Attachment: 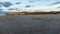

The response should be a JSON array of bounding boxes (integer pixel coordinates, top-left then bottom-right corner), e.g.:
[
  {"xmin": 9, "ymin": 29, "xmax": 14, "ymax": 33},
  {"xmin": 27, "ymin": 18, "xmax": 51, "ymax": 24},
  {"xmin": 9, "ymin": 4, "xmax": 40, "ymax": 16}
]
[{"xmin": 0, "ymin": 11, "xmax": 11, "ymax": 16}]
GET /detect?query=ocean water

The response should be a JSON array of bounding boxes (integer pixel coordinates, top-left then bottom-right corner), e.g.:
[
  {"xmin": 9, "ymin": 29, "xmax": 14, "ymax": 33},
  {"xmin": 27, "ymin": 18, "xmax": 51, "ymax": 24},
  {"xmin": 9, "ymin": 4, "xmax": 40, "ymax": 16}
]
[{"xmin": 0, "ymin": 11, "xmax": 11, "ymax": 16}]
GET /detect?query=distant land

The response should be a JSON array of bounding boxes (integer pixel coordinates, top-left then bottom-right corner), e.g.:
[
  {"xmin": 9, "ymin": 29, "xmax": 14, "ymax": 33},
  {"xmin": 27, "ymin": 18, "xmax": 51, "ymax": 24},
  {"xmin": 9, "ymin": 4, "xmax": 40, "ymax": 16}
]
[{"xmin": 4, "ymin": 11, "xmax": 60, "ymax": 16}]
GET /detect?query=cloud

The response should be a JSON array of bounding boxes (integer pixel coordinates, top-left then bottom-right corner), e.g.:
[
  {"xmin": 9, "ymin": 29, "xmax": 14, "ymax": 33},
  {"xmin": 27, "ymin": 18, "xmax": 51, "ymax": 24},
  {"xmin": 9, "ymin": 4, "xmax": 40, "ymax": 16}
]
[
  {"xmin": 0, "ymin": 5, "xmax": 1, "ymax": 7},
  {"xmin": 8, "ymin": 8, "xmax": 15, "ymax": 10},
  {"xmin": 37, "ymin": 0, "xmax": 42, "ymax": 1},
  {"xmin": 0, "ymin": 0, "xmax": 60, "ymax": 12},
  {"xmin": 29, "ymin": 0, "xmax": 42, "ymax": 2},
  {"xmin": 57, "ymin": 7, "xmax": 60, "ymax": 8},
  {"xmin": 53, "ymin": 4, "xmax": 60, "ymax": 9},
  {"xmin": 15, "ymin": 2, "xmax": 21, "ymax": 4},
  {"xmin": 29, "ymin": 0, "xmax": 35, "ymax": 3},
  {"xmin": 1, "ymin": 5, "xmax": 59, "ymax": 12},
  {"xmin": 25, "ymin": 5, "xmax": 31, "ymax": 8},
  {"xmin": 50, "ymin": 2, "xmax": 60, "ymax": 5},
  {"xmin": 0, "ymin": 9, "xmax": 3, "ymax": 10},
  {"xmin": 8, "ymin": 8, "xmax": 18, "ymax": 10},
  {"xmin": 0, "ymin": 2, "xmax": 13, "ymax": 7}
]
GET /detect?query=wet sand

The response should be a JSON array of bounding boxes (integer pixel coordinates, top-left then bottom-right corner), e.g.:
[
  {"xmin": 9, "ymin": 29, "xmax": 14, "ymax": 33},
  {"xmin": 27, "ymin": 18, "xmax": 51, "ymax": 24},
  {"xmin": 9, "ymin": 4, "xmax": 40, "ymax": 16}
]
[{"xmin": 0, "ymin": 14, "xmax": 60, "ymax": 34}]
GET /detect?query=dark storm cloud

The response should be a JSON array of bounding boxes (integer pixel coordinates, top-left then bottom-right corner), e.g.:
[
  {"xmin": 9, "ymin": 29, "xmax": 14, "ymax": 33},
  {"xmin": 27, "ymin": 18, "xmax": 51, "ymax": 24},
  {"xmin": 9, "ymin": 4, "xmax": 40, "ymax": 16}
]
[{"xmin": 0, "ymin": 2, "xmax": 13, "ymax": 7}]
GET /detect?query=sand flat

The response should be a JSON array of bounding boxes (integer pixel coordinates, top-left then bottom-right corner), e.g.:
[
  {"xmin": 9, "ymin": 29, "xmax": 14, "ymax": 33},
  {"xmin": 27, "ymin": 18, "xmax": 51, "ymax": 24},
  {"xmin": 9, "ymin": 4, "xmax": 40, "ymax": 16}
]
[{"xmin": 0, "ymin": 14, "xmax": 60, "ymax": 34}]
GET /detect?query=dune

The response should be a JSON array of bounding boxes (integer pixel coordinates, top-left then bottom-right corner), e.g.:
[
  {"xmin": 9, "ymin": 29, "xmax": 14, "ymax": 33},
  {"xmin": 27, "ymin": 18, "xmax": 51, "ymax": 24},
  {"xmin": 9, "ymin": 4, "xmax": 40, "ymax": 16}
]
[{"xmin": 0, "ymin": 14, "xmax": 60, "ymax": 34}]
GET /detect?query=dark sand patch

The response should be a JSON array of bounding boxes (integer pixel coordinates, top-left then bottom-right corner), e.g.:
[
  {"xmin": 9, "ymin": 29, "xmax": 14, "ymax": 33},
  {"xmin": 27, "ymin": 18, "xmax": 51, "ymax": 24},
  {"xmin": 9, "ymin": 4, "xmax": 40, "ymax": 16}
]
[{"xmin": 31, "ymin": 18, "xmax": 56, "ymax": 22}]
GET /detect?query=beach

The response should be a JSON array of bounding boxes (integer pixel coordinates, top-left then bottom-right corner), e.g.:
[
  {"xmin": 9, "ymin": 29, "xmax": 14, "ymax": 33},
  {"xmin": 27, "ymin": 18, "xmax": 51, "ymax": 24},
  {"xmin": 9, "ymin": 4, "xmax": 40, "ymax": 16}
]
[{"xmin": 0, "ymin": 14, "xmax": 60, "ymax": 34}]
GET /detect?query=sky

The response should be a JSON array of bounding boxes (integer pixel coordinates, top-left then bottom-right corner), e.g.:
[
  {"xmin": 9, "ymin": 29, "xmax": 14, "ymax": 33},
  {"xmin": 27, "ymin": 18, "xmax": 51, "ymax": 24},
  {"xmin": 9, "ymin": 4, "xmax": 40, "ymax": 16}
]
[{"xmin": 0, "ymin": 0, "xmax": 60, "ymax": 12}]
